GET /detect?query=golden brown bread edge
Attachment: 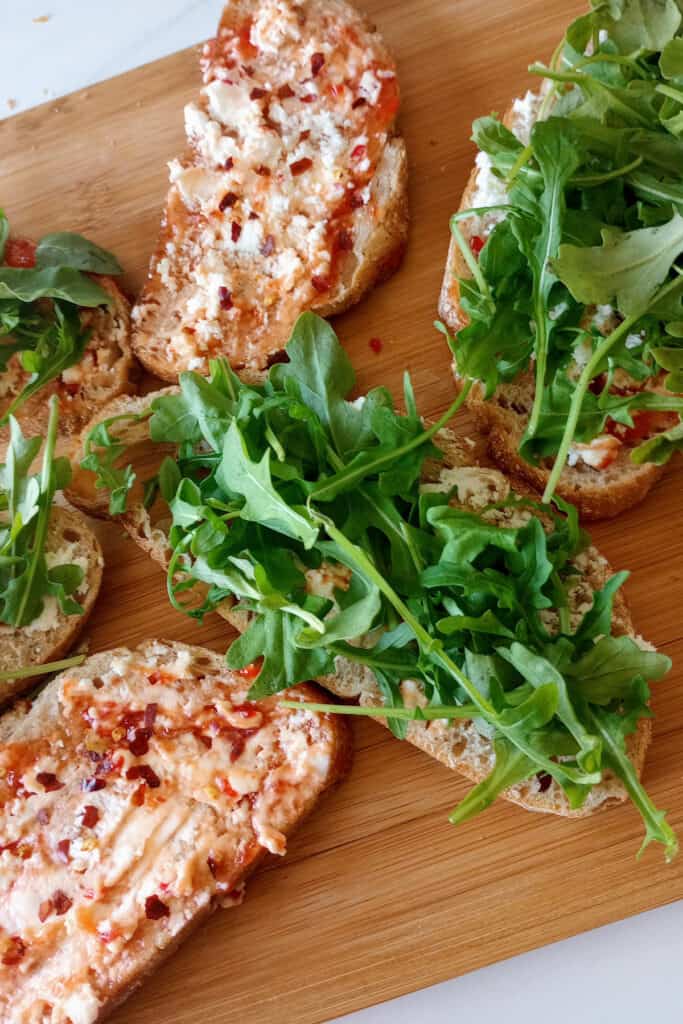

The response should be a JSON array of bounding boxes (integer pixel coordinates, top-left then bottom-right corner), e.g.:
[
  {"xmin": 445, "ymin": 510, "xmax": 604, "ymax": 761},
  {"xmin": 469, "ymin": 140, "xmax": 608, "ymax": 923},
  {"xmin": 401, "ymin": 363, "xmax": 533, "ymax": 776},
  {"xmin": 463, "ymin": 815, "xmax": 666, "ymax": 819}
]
[
  {"xmin": 0, "ymin": 640, "xmax": 352, "ymax": 1024},
  {"xmin": 438, "ymin": 101, "xmax": 666, "ymax": 521},
  {"xmin": 66, "ymin": 396, "xmax": 650, "ymax": 821},
  {"xmin": 0, "ymin": 504, "xmax": 103, "ymax": 704}
]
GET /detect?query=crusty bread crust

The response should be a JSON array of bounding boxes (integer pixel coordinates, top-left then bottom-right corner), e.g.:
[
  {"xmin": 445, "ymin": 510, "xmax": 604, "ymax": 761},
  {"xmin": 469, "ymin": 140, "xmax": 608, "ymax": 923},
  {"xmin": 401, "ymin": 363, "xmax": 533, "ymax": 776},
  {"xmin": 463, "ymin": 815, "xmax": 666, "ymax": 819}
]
[
  {"xmin": 0, "ymin": 275, "xmax": 137, "ymax": 456},
  {"xmin": 0, "ymin": 640, "xmax": 351, "ymax": 1023},
  {"xmin": 438, "ymin": 98, "xmax": 671, "ymax": 520},
  {"xmin": 67, "ymin": 392, "xmax": 652, "ymax": 821},
  {"xmin": 131, "ymin": 0, "xmax": 408, "ymax": 382},
  {"xmin": 0, "ymin": 504, "xmax": 103, "ymax": 704}
]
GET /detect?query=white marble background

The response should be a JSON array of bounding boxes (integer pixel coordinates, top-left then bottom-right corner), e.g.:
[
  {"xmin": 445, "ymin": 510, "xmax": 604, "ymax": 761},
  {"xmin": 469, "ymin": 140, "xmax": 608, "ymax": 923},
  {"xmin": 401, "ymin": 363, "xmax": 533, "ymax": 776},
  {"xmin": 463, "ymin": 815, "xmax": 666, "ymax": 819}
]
[{"xmin": 2, "ymin": 3, "xmax": 680, "ymax": 1022}]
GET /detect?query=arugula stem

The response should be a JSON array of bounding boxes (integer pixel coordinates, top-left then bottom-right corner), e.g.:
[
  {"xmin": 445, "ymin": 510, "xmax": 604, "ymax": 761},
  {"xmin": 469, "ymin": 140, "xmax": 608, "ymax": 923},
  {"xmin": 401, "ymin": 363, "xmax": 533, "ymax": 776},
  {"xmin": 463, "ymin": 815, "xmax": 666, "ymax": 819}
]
[
  {"xmin": 278, "ymin": 699, "xmax": 480, "ymax": 720},
  {"xmin": 529, "ymin": 65, "xmax": 652, "ymax": 128},
  {"xmin": 571, "ymin": 155, "xmax": 643, "ymax": 187},
  {"xmin": 0, "ymin": 654, "xmax": 86, "ymax": 683}
]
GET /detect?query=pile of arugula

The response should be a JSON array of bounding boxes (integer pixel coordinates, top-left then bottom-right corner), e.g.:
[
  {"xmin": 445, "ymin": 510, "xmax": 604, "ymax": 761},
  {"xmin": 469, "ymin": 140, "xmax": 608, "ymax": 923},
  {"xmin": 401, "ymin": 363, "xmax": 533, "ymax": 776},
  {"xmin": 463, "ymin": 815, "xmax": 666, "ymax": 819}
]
[
  {"xmin": 0, "ymin": 210, "xmax": 122, "ymax": 423},
  {"xmin": 1, "ymin": 396, "xmax": 86, "ymax": 629},
  {"xmin": 448, "ymin": 0, "xmax": 683, "ymax": 500},
  {"xmin": 84, "ymin": 313, "xmax": 677, "ymax": 859}
]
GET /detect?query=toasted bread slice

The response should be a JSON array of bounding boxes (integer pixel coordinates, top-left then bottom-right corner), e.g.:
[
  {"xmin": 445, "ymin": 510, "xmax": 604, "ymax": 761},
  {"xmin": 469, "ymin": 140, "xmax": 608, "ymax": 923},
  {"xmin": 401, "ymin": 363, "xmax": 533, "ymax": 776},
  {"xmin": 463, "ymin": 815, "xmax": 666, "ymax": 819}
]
[
  {"xmin": 438, "ymin": 93, "xmax": 670, "ymax": 520},
  {"xmin": 67, "ymin": 394, "xmax": 651, "ymax": 820},
  {"xmin": 0, "ymin": 505, "xmax": 103, "ymax": 705},
  {"xmin": 131, "ymin": 0, "xmax": 408, "ymax": 382},
  {"xmin": 0, "ymin": 274, "xmax": 137, "ymax": 454},
  {"xmin": 0, "ymin": 639, "xmax": 351, "ymax": 1023}
]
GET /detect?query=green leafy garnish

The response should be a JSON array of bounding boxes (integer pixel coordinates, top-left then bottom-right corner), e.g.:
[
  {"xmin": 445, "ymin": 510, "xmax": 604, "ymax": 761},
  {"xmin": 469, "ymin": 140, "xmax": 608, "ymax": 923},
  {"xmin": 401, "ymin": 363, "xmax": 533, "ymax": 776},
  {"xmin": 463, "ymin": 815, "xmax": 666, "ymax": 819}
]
[{"xmin": 81, "ymin": 312, "xmax": 676, "ymax": 859}]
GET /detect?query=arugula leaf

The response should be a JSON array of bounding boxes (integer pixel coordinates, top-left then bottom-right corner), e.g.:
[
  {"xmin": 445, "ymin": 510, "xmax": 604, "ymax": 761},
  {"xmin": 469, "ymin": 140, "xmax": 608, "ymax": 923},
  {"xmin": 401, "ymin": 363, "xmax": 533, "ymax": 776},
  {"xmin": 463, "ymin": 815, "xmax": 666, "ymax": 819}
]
[
  {"xmin": 601, "ymin": 0, "xmax": 681, "ymax": 53},
  {"xmin": 226, "ymin": 610, "xmax": 332, "ymax": 698},
  {"xmin": 568, "ymin": 635, "xmax": 671, "ymax": 704},
  {"xmin": 35, "ymin": 233, "xmax": 122, "ymax": 275},
  {"xmin": 0, "ymin": 211, "xmax": 8, "ymax": 264},
  {"xmin": 449, "ymin": 738, "xmax": 537, "ymax": 825},
  {"xmin": 0, "ymin": 266, "xmax": 111, "ymax": 306},
  {"xmin": 81, "ymin": 414, "xmax": 145, "ymax": 515}
]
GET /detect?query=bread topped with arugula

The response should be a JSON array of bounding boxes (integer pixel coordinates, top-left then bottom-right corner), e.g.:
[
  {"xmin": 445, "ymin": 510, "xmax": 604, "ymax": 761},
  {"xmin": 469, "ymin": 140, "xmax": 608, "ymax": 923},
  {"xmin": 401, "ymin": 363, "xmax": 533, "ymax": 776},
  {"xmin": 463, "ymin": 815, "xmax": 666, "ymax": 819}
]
[
  {"xmin": 438, "ymin": 3, "xmax": 683, "ymax": 520},
  {"xmin": 131, "ymin": 0, "xmax": 408, "ymax": 382},
  {"xmin": 0, "ymin": 397, "xmax": 103, "ymax": 703},
  {"xmin": 68, "ymin": 313, "xmax": 677, "ymax": 860},
  {"xmin": 0, "ymin": 639, "xmax": 350, "ymax": 1023},
  {"xmin": 0, "ymin": 211, "xmax": 136, "ymax": 451}
]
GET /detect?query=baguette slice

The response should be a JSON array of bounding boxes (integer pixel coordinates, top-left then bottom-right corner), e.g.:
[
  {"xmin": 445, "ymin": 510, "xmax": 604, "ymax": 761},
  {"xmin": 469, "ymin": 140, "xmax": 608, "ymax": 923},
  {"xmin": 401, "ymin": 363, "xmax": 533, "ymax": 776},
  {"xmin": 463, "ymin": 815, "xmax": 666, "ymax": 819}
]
[
  {"xmin": 0, "ymin": 505, "xmax": 103, "ymax": 704},
  {"xmin": 438, "ymin": 92, "xmax": 669, "ymax": 520},
  {"xmin": 131, "ymin": 0, "xmax": 408, "ymax": 382},
  {"xmin": 0, "ymin": 639, "xmax": 351, "ymax": 1023},
  {"xmin": 67, "ymin": 395, "xmax": 651, "ymax": 820},
  {"xmin": 0, "ymin": 274, "xmax": 137, "ymax": 454}
]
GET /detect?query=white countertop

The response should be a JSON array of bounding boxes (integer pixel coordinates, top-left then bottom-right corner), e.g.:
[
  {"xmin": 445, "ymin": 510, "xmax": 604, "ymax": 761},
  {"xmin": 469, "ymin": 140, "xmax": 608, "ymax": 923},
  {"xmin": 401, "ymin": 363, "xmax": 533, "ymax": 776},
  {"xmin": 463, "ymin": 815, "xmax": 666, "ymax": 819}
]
[{"xmin": 3, "ymin": 3, "xmax": 680, "ymax": 1022}]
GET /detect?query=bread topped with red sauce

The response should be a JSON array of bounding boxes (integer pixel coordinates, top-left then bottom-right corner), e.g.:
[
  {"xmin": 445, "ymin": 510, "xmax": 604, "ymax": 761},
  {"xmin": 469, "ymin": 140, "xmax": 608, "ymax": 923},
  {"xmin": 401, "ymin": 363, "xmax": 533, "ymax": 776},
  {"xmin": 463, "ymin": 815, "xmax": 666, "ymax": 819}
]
[
  {"xmin": 0, "ymin": 640, "xmax": 351, "ymax": 1023},
  {"xmin": 131, "ymin": 0, "xmax": 408, "ymax": 381}
]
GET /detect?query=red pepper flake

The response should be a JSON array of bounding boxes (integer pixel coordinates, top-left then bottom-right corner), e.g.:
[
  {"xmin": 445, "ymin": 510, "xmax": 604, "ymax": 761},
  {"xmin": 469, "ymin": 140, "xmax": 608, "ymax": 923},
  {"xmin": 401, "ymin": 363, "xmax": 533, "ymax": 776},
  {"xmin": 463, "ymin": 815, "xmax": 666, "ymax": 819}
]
[
  {"xmin": 260, "ymin": 234, "xmax": 275, "ymax": 257},
  {"xmin": 470, "ymin": 235, "xmax": 485, "ymax": 256},
  {"xmin": 81, "ymin": 777, "xmax": 106, "ymax": 793},
  {"xmin": 369, "ymin": 337, "xmax": 383, "ymax": 354},
  {"xmin": 350, "ymin": 191, "xmax": 365, "ymax": 210},
  {"xmin": 351, "ymin": 144, "xmax": 367, "ymax": 161},
  {"xmin": 352, "ymin": 97, "xmax": 367, "ymax": 109},
  {"xmin": 55, "ymin": 839, "xmax": 71, "ymax": 864},
  {"xmin": 144, "ymin": 703, "xmax": 158, "ymax": 730},
  {"xmin": 300, "ymin": 94, "xmax": 316, "ymax": 104},
  {"xmin": 197, "ymin": 733, "xmax": 213, "ymax": 749},
  {"xmin": 217, "ymin": 776, "xmax": 239, "ymax": 799},
  {"xmin": 248, "ymin": 211, "xmax": 259, "ymax": 220},
  {"xmin": 311, "ymin": 52, "xmax": 325, "ymax": 77},
  {"xmin": 241, "ymin": 64, "xmax": 254, "ymax": 78},
  {"xmin": 218, "ymin": 286, "xmax": 233, "ymax": 311},
  {"xmin": 290, "ymin": 157, "xmax": 313, "ymax": 176},
  {"xmin": 38, "ymin": 899, "xmax": 53, "ymax": 923},
  {"xmin": 36, "ymin": 772, "xmax": 63, "ymax": 792},
  {"xmin": 231, "ymin": 221, "xmax": 242, "ymax": 243},
  {"xmin": 236, "ymin": 660, "xmax": 263, "ymax": 681},
  {"xmin": 132, "ymin": 784, "xmax": 146, "ymax": 807},
  {"xmin": 249, "ymin": 87, "xmax": 266, "ymax": 100},
  {"xmin": 81, "ymin": 805, "xmax": 99, "ymax": 829},
  {"xmin": 52, "ymin": 890, "xmax": 73, "ymax": 916},
  {"xmin": 126, "ymin": 765, "xmax": 161, "ymax": 789},
  {"xmin": 219, "ymin": 191, "xmax": 238, "ymax": 212},
  {"xmin": 4, "ymin": 238, "xmax": 36, "ymax": 269},
  {"xmin": 224, "ymin": 157, "xmax": 234, "ymax": 171},
  {"xmin": 207, "ymin": 856, "xmax": 219, "ymax": 877},
  {"xmin": 145, "ymin": 895, "xmax": 170, "ymax": 920},
  {"xmin": 299, "ymin": 129, "xmax": 311, "ymax": 141},
  {"xmin": 336, "ymin": 228, "xmax": 353, "ymax": 252},
  {"xmin": 311, "ymin": 275, "xmax": 330, "ymax": 293},
  {"xmin": 127, "ymin": 728, "xmax": 151, "ymax": 758},
  {"xmin": 254, "ymin": 164, "xmax": 271, "ymax": 176},
  {"xmin": 536, "ymin": 771, "xmax": 552, "ymax": 792},
  {"xmin": 1, "ymin": 936, "xmax": 26, "ymax": 966},
  {"xmin": 277, "ymin": 83, "xmax": 295, "ymax": 99}
]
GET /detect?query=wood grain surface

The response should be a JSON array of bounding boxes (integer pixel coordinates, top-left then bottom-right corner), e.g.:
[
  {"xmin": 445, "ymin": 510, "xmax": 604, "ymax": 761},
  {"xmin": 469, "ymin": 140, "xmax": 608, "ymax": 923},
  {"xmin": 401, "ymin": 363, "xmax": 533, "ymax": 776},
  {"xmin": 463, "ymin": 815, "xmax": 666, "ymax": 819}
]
[{"xmin": 3, "ymin": 1, "xmax": 683, "ymax": 1021}]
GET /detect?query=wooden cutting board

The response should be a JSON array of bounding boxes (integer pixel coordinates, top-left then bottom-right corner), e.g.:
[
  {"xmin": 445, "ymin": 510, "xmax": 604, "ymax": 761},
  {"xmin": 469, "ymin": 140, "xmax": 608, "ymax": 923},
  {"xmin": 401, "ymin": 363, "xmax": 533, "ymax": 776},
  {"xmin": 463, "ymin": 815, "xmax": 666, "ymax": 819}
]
[{"xmin": 3, "ymin": 1, "xmax": 683, "ymax": 1021}]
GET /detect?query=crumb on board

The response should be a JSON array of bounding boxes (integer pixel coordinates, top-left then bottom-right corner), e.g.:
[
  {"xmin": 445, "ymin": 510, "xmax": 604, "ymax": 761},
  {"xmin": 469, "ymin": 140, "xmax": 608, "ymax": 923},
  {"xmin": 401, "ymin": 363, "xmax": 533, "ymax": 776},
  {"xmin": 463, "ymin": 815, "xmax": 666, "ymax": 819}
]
[
  {"xmin": 6, "ymin": 98, "xmax": 17, "ymax": 110},
  {"xmin": 33, "ymin": 14, "xmax": 51, "ymax": 23}
]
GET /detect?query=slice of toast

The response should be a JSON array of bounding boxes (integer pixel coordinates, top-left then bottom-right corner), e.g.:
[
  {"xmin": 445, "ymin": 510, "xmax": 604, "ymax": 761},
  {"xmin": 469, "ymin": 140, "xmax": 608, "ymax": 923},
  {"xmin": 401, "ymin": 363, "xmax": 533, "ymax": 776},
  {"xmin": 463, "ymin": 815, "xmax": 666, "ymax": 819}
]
[
  {"xmin": 131, "ymin": 0, "xmax": 408, "ymax": 382},
  {"xmin": 0, "ymin": 505, "xmax": 103, "ymax": 705},
  {"xmin": 438, "ymin": 93, "xmax": 669, "ymax": 520},
  {"xmin": 0, "ymin": 639, "xmax": 351, "ymax": 1023},
  {"xmin": 0, "ymin": 273, "xmax": 136, "ymax": 454},
  {"xmin": 67, "ymin": 395, "xmax": 651, "ymax": 820}
]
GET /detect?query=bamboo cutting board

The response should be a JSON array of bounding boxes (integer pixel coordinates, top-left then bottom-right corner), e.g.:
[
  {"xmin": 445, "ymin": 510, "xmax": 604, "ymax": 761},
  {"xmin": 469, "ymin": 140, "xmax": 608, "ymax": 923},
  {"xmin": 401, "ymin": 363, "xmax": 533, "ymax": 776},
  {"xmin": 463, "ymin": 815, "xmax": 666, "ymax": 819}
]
[{"xmin": 3, "ymin": 1, "xmax": 683, "ymax": 1020}]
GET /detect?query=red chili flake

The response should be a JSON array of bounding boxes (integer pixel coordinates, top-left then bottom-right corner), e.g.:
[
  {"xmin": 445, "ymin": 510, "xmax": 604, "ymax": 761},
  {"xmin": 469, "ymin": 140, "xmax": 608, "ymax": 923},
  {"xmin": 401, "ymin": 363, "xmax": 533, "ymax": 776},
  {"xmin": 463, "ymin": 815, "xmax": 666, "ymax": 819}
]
[
  {"xmin": 207, "ymin": 856, "xmax": 219, "ymax": 877},
  {"xmin": 300, "ymin": 94, "xmax": 316, "ymax": 104},
  {"xmin": 55, "ymin": 839, "xmax": 71, "ymax": 864},
  {"xmin": 81, "ymin": 805, "xmax": 99, "ymax": 829},
  {"xmin": 260, "ymin": 234, "xmax": 275, "ymax": 257},
  {"xmin": 197, "ymin": 733, "xmax": 213, "ymax": 749},
  {"xmin": 38, "ymin": 899, "xmax": 53, "ymax": 923},
  {"xmin": 311, "ymin": 275, "xmax": 330, "ymax": 293},
  {"xmin": 218, "ymin": 286, "xmax": 233, "ymax": 311},
  {"xmin": 336, "ymin": 229, "xmax": 353, "ymax": 252},
  {"xmin": 299, "ymin": 129, "xmax": 311, "ymax": 141},
  {"xmin": 132, "ymin": 784, "xmax": 146, "ymax": 807},
  {"xmin": 249, "ymin": 87, "xmax": 266, "ymax": 100},
  {"xmin": 236, "ymin": 660, "xmax": 262, "ymax": 681},
  {"xmin": 4, "ymin": 238, "xmax": 36, "ymax": 269},
  {"xmin": 126, "ymin": 765, "xmax": 161, "ymax": 789},
  {"xmin": 144, "ymin": 703, "xmax": 158, "ymax": 730},
  {"xmin": 217, "ymin": 776, "xmax": 239, "ymax": 799},
  {"xmin": 254, "ymin": 164, "xmax": 271, "ymax": 176},
  {"xmin": 36, "ymin": 772, "xmax": 63, "ymax": 792},
  {"xmin": 352, "ymin": 97, "xmax": 367, "ymax": 109},
  {"xmin": 1, "ymin": 936, "xmax": 26, "ymax": 966},
  {"xmin": 224, "ymin": 157, "xmax": 234, "ymax": 170},
  {"xmin": 37, "ymin": 808, "xmax": 50, "ymax": 825},
  {"xmin": 52, "ymin": 890, "xmax": 73, "ymax": 916},
  {"xmin": 127, "ymin": 728, "xmax": 151, "ymax": 758},
  {"xmin": 145, "ymin": 895, "xmax": 170, "ymax": 920},
  {"xmin": 349, "ymin": 191, "xmax": 365, "ymax": 210},
  {"xmin": 351, "ymin": 144, "xmax": 367, "ymax": 161},
  {"xmin": 369, "ymin": 337, "xmax": 383, "ymax": 354},
  {"xmin": 248, "ymin": 211, "xmax": 259, "ymax": 220},
  {"xmin": 289, "ymin": 157, "xmax": 313, "ymax": 176},
  {"xmin": 536, "ymin": 771, "xmax": 552, "ymax": 792},
  {"xmin": 470, "ymin": 235, "xmax": 486, "ymax": 256},
  {"xmin": 277, "ymin": 83, "xmax": 295, "ymax": 99},
  {"xmin": 0, "ymin": 840, "xmax": 18, "ymax": 855},
  {"xmin": 81, "ymin": 777, "xmax": 106, "ymax": 793},
  {"xmin": 231, "ymin": 220, "xmax": 242, "ymax": 243},
  {"xmin": 147, "ymin": 670, "xmax": 164, "ymax": 686},
  {"xmin": 241, "ymin": 64, "xmax": 254, "ymax": 77},
  {"xmin": 311, "ymin": 52, "xmax": 325, "ymax": 77},
  {"xmin": 219, "ymin": 191, "xmax": 238, "ymax": 212}
]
